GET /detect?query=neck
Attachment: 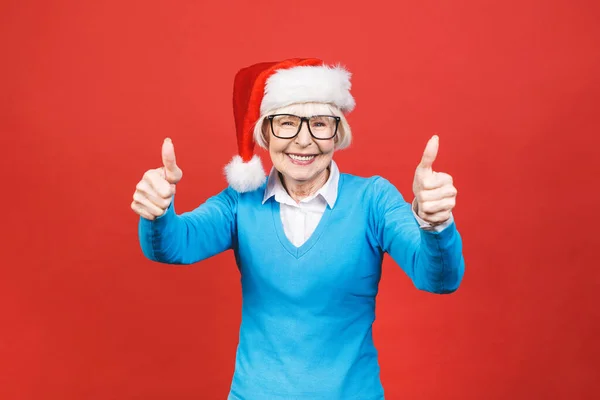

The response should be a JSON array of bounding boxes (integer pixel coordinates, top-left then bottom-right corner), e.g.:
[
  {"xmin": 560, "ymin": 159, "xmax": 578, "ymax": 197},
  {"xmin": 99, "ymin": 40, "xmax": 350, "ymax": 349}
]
[{"xmin": 281, "ymin": 167, "xmax": 330, "ymax": 203}]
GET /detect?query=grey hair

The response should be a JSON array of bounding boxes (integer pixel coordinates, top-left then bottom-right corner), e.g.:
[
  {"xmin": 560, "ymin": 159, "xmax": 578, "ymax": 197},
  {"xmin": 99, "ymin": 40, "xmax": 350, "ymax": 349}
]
[{"xmin": 252, "ymin": 102, "xmax": 352, "ymax": 150}]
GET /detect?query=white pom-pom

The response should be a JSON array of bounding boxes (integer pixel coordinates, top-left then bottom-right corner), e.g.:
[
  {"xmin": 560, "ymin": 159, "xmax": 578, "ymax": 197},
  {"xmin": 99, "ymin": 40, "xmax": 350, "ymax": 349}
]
[{"xmin": 224, "ymin": 155, "xmax": 266, "ymax": 193}]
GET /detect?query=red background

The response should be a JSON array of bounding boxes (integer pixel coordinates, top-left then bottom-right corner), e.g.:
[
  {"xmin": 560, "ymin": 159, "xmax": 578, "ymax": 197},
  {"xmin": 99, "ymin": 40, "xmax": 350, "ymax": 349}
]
[{"xmin": 2, "ymin": 0, "xmax": 599, "ymax": 399}]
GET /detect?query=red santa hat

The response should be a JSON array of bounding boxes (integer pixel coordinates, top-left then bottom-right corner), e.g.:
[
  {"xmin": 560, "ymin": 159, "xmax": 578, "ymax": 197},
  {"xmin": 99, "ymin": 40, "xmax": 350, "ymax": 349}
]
[{"xmin": 225, "ymin": 57, "xmax": 355, "ymax": 193}]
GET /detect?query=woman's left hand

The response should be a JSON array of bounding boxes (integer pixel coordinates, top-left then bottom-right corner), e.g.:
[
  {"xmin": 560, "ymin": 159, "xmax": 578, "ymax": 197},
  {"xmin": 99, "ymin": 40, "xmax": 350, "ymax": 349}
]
[{"xmin": 412, "ymin": 135, "xmax": 457, "ymax": 225}]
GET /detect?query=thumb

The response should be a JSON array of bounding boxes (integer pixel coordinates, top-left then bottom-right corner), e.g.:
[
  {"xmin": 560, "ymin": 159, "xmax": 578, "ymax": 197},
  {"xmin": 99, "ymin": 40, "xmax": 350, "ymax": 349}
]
[
  {"xmin": 161, "ymin": 138, "xmax": 183, "ymax": 184},
  {"xmin": 418, "ymin": 135, "xmax": 439, "ymax": 171}
]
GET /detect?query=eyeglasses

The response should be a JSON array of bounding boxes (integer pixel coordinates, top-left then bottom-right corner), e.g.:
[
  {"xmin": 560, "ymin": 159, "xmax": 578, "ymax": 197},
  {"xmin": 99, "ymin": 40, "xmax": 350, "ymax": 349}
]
[{"xmin": 267, "ymin": 114, "xmax": 340, "ymax": 140}]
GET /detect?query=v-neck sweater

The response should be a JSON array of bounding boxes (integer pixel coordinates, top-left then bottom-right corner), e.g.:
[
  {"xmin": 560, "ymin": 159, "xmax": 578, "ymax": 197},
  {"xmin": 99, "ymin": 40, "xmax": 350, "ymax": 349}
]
[{"xmin": 138, "ymin": 174, "xmax": 465, "ymax": 400}]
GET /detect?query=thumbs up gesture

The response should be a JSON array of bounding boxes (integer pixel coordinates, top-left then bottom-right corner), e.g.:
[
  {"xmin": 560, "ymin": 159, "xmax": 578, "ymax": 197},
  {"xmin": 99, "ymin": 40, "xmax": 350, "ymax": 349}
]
[
  {"xmin": 412, "ymin": 135, "xmax": 457, "ymax": 225},
  {"xmin": 131, "ymin": 138, "xmax": 184, "ymax": 220}
]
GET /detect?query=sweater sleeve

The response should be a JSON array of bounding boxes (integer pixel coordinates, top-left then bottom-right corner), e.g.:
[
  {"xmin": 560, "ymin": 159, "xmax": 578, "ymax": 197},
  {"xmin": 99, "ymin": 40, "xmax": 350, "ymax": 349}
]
[
  {"xmin": 370, "ymin": 177, "xmax": 465, "ymax": 294},
  {"xmin": 137, "ymin": 187, "xmax": 238, "ymax": 265}
]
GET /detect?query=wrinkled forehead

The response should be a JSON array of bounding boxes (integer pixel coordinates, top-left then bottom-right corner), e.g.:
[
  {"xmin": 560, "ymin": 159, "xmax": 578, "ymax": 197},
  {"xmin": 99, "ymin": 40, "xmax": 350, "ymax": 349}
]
[{"xmin": 270, "ymin": 102, "xmax": 336, "ymax": 117}]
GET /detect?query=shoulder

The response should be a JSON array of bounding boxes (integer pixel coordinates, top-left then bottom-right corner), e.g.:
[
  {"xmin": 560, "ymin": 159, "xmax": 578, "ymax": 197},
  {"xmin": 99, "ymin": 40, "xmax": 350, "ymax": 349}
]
[
  {"xmin": 197, "ymin": 183, "xmax": 267, "ymax": 217},
  {"xmin": 339, "ymin": 173, "xmax": 407, "ymax": 210},
  {"xmin": 227, "ymin": 182, "xmax": 267, "ymax": 205},
  {"xmin": 339, "ymin": 173, "xmax": 397, "ymax": 194}
]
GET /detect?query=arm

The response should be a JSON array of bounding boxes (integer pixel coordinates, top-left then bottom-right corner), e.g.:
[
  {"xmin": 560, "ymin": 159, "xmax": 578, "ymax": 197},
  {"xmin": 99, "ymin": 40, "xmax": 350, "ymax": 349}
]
[
  {"xmin": 371, "ymin": 177, "xmax": 465, "ymax": 293},
  {"xmin": 138, "ymin": 187, "xmax": 238, "ymax": 265}
]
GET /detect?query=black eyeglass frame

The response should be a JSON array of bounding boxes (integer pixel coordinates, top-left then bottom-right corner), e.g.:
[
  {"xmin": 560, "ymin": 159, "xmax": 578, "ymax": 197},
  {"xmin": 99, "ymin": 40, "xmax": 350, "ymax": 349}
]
[{"xmin": 266, "ymin": 114, "xmax": 341, "ymax": 140}]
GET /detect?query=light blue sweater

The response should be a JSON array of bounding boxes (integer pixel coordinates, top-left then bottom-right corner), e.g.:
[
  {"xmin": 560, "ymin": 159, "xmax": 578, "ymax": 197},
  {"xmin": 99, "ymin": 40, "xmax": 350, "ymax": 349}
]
[{"xmin": 138, "ymin": 174, "xmax": 465, "ymax": 399}]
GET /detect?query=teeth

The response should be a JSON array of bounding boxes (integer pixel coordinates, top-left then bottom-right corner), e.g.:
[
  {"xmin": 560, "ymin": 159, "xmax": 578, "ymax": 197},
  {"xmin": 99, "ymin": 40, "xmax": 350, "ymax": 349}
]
[{"xmin": 289, "ymin": 154, "xmax": 315, "ymax": 161}]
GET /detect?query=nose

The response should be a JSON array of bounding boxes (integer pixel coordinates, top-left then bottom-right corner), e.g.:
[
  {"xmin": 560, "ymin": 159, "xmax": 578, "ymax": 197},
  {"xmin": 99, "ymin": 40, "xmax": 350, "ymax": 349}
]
[{"xmin": 294, "ymin": 120, "xmax": 313, "ymax": 147}]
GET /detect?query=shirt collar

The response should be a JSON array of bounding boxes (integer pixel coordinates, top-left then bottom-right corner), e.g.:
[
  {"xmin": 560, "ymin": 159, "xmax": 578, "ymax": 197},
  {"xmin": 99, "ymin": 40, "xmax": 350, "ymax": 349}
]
[{"xmin": 262, "ymin": 160, "xmax": 340, "ymax": 208}]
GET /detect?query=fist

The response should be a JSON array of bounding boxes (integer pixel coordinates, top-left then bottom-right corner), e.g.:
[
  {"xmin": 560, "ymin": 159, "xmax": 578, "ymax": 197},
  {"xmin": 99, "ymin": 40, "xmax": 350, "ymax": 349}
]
[
  {"xmin": 131, "ymin": 138, "xmax": 184, "ymax": 220},
  {"xmin": 412, "ymin": 135, "xmax": 457, "ymax": 225}
]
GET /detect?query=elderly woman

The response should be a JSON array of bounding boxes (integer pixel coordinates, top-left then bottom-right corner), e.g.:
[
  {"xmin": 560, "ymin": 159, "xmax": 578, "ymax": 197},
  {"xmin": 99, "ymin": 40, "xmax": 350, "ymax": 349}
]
[{"xmin": 131, "ymin": 58, "xmax": 464, "ymax": 400}]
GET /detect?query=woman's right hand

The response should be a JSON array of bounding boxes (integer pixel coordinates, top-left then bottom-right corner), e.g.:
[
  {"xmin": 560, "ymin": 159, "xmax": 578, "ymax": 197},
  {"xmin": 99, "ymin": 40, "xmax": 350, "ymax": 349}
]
[{"xmin": 131, "ymin": 138, "xmax": 184, "ymax": 220}]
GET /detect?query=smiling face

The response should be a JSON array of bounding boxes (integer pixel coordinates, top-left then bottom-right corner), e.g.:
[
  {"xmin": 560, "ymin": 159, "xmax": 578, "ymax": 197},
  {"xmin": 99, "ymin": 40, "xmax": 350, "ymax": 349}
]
[{"xmin": 265, "ymin": 103, "xmax": 337, "ymax": 188}]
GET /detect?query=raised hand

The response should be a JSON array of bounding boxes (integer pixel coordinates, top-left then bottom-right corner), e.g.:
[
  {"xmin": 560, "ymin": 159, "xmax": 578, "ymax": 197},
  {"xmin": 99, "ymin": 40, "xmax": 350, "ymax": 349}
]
[
  {"xmin": 131, "ymin": 138, "xmax": 184, "ymax": 220},
  {"xmin": 412, "ymin": 135, "xmax": 457, "ymax": 225}
]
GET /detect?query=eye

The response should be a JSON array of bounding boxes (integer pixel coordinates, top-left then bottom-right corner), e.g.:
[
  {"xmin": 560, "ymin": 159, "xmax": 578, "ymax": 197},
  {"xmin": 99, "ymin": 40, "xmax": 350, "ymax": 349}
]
[
  {"xmin": 275, "ymin": 116, "xmax": 299, "ymax": 127},
  {"xmin": 310, "ymin": 117, "xmax": 331, "ymax": 128}
]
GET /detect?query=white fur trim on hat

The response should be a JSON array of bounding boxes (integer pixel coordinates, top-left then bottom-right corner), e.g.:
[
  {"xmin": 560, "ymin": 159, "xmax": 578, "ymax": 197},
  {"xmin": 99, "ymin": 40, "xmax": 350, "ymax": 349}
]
[
  {"xmin": 261, "ymin": 64, "xmax": 355, "ymax": 114},
  {"xmin": 224, "ymin": 155, "xmax": 266, "ymax": 193}
]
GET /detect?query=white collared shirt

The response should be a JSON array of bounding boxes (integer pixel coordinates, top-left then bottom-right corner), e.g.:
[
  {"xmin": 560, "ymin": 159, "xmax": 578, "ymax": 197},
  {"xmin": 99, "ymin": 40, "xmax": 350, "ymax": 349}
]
[
  {"xmin": 262, "ymin": 161, "xmax": 339, "ymax": 247},
  {"xmin": 262, "ymin": 160, "xmax": 452, "ymax": 247}
]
